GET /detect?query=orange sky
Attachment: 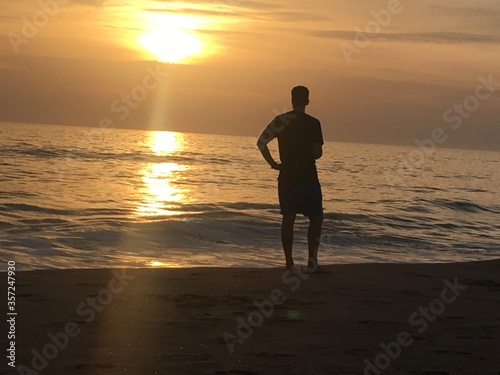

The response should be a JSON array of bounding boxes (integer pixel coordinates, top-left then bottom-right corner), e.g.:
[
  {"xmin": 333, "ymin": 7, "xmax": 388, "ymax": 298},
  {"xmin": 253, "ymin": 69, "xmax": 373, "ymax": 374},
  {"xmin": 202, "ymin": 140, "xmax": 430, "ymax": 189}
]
[{"xmin": 0, "ymin": 0, "xmax": 499, "ymax": 149}]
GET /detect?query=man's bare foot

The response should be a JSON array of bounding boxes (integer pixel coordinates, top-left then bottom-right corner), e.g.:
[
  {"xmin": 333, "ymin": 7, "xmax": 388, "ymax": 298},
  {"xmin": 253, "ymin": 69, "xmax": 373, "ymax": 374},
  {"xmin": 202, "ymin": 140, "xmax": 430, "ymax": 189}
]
[{"xmin": 305, "ymin": 261, "xmax": 327, "ymax": 274}]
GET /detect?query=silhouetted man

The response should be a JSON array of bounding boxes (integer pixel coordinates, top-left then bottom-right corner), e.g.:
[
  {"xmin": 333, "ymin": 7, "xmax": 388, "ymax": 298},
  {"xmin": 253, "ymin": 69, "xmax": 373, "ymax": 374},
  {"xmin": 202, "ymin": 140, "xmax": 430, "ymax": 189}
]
[{"xmin": 257, "ymin": 86, "xmax": 324, "ymax": 271}]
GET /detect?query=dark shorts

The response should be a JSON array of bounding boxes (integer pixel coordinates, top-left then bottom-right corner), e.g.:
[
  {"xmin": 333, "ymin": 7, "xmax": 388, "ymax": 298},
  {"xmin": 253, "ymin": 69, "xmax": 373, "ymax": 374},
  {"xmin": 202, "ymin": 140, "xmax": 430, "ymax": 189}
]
[{"xmin": 278, "ymin": 181, "xmax": 323, "ymax": 217}]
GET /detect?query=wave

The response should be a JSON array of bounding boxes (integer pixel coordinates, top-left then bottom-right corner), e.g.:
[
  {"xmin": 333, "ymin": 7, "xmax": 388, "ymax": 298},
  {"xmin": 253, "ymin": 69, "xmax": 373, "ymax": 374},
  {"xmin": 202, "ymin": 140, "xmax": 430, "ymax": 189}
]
[
  {"xmin": 0, "ymin": 203, "xmax": 134, "ymax": 220},
  {"xmin": 0, "ymin": 146, "xmax": 227, "ymax": 165},
  {"xmin": 2, "ymin": 204, "xmax": 498, "ymax": 270},
  {"xmin": 429, "ymin": 198, "xmax": 498, "ymax": 214},
  {"xmin": 0, "ymin": 203, "xmax": 79, "ymax": 216},
  {"xmin": 37, "ymin": 205, "xmax": 495, "ymax": 244}
]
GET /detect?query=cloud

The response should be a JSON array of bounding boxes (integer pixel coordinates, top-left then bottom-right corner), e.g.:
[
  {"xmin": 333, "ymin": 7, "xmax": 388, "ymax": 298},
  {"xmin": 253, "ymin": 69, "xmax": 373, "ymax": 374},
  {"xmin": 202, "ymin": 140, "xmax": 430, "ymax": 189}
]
[
  {"xmin": 69, "ymin": 0, "xmax": 108, "ymax": 6},
  {"xmin": 302, "ymin": 30, "xmax": 500, "ymax": 45},
  {"xmin": 152, "ymin": 0, "xmax": 283, "ymax": 11},
  {"xmin": 144, "ymin": 7, "xmax": 329, "ymax": 22},
  {"xmin": 425, "ymin": 4, "xmax": 500, "ymax": 31},
  {"xmin": 259, "ymin": 10, "xmax": 331, "ymax": 23},
  {"xmin": 428, "ymin": 4, "xmax": 500, "ymax": 19},
  {"xmin": 145, "ymin": 1, "xmax": 330, "ymax": 23},
  {"xmin": 142, "ymin": 6, "xmax": 244, "ymax": 18},
  {"xmin": 0, "ymin": 14, "xmax": 19, "ymax": 21}
]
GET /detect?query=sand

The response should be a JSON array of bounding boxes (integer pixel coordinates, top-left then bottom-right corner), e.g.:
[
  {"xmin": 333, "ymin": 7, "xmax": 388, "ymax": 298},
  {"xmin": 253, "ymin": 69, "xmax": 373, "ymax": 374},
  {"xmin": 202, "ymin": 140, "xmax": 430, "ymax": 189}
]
[{"xmin": 5, "ymin": 260, "xmax": 500, "ymax": 375}]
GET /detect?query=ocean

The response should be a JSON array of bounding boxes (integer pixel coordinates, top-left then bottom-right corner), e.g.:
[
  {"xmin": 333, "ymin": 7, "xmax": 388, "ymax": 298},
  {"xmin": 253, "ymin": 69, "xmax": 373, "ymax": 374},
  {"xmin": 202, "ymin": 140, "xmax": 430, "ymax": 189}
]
[{"xmin": 1, "ymin": 122, "xmax": 499, "ymax": 270}]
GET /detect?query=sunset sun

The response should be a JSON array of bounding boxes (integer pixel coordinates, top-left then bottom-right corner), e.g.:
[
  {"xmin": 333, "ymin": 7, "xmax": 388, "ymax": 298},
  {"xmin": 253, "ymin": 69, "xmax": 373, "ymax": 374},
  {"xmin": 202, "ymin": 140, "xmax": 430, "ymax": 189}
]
[{"xmin": 139, "ymin": 13, "xmax": 206, "ymax": 63}]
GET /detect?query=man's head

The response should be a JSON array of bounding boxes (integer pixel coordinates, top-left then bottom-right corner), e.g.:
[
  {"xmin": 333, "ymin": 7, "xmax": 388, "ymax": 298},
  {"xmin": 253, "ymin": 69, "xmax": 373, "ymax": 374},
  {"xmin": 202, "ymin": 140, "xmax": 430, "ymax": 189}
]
[{"xmin": 291, "ymin": 86, "xmax": 310, "ymax": 109}]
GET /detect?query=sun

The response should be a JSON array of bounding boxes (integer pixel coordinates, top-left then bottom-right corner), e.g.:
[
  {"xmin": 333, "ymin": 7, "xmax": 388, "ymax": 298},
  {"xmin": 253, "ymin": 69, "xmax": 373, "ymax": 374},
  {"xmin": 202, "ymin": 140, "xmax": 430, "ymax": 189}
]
[
  {"xmin": 140, "ymin": 29, "xmax": 202, "ymax": 63},
  {"xmin": 139, "ymin": 13, "xmax": 206, "ymax": 64}
]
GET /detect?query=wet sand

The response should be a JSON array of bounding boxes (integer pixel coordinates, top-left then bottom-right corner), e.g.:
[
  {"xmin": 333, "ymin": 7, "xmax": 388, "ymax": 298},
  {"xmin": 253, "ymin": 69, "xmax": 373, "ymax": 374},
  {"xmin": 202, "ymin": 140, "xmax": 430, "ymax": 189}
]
[{"xmin": 8, "ymin": 260, "xmax": 500, "ymax": 374}]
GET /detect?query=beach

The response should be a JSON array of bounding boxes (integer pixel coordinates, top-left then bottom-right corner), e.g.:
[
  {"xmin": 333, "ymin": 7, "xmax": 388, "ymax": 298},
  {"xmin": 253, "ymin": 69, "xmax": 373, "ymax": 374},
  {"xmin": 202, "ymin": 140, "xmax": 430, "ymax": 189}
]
[{"xmin": 8, "ymin": 259, "xmax": 500, "ymax": 375}]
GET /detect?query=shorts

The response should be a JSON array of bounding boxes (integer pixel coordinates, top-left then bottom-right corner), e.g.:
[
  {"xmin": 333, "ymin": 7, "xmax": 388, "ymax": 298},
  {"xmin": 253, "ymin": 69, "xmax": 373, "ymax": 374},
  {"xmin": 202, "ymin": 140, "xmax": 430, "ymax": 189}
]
[{"xmin": 278, "ymin": 181, "xmax": 323, "ymax": 217}]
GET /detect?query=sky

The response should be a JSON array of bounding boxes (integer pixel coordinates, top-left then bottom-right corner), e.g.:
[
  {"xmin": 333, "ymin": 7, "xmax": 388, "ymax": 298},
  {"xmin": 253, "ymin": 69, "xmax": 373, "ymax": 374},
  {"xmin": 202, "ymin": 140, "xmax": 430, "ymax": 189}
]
[{"xmin": 0, "ymin": 0, "xmax": 499, "ymax": 150}]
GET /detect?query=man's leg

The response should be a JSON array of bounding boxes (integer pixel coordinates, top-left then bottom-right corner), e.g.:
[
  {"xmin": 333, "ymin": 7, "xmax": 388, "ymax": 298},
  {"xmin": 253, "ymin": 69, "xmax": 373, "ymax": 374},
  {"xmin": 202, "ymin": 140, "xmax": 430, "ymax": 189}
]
[
  {"xmin": 281, "ymin": 213, "xmax": 296, "ymax": 269},
  {"xmin": 307, "ymin": 215, "xmax": 323, "ymax": 269}
]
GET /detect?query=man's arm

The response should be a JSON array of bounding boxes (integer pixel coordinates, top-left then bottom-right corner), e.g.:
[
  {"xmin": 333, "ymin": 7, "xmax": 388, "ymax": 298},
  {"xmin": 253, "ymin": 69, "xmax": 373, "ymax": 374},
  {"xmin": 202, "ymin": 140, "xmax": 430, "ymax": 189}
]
[
  {"xmin": 312, "ymin": 120, "xmax": 324, "ymax": 160},
  {"xmin": 257, "ymin": 128, "xmax": 281, "ymax": 170},
  {"xmin": 313, "ymin": 142, "xmax": 323, "ymax": 159}
]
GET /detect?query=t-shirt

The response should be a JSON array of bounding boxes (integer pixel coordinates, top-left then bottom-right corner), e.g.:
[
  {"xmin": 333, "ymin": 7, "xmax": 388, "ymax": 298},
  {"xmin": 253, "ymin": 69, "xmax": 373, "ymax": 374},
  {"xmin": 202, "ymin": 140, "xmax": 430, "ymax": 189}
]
[{"xmin": 265, "ymin": 110, "xmax": 323, "ymax": 183}]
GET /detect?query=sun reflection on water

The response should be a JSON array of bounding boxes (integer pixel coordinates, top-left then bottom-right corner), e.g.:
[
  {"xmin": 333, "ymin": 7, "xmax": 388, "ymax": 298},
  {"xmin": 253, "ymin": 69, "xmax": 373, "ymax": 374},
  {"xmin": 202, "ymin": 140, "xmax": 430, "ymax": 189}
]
[
  {"xmin": 136, "ymin": 131, "xmax": 188, "ymax": 217},
  {"xmin": 148, "ymin": 260, "xmax": 181, "ymax": 267},
  {"xmin": 148, "ymin": 131, "xmax": 185, "ymax": 155}
]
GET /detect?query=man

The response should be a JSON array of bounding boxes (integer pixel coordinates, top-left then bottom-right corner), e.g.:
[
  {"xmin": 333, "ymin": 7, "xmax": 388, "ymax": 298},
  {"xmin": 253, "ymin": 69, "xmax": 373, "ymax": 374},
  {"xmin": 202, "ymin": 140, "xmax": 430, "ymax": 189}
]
[{"xmin": 257, "ymin": 86, "xmax": 324, "ymax": 272}]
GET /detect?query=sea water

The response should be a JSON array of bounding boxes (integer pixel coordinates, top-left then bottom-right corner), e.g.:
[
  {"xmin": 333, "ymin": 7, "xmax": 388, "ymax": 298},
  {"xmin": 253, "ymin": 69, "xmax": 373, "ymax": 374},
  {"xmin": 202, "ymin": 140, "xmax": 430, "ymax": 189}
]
[{"xmin": 0, "ymin": 122, "xmax": 498, "ymax": 270}]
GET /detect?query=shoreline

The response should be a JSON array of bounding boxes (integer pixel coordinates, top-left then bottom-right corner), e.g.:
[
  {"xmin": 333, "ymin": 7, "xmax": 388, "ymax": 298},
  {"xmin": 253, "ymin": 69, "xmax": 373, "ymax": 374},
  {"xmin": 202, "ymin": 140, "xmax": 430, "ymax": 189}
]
[
  {"xmin": 7, "ymin": 256, "xmax": 500, "ymax": 273},
  {"xmin": 9, "ymin": 259, "xmax": 500, "ymax": 374}
]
